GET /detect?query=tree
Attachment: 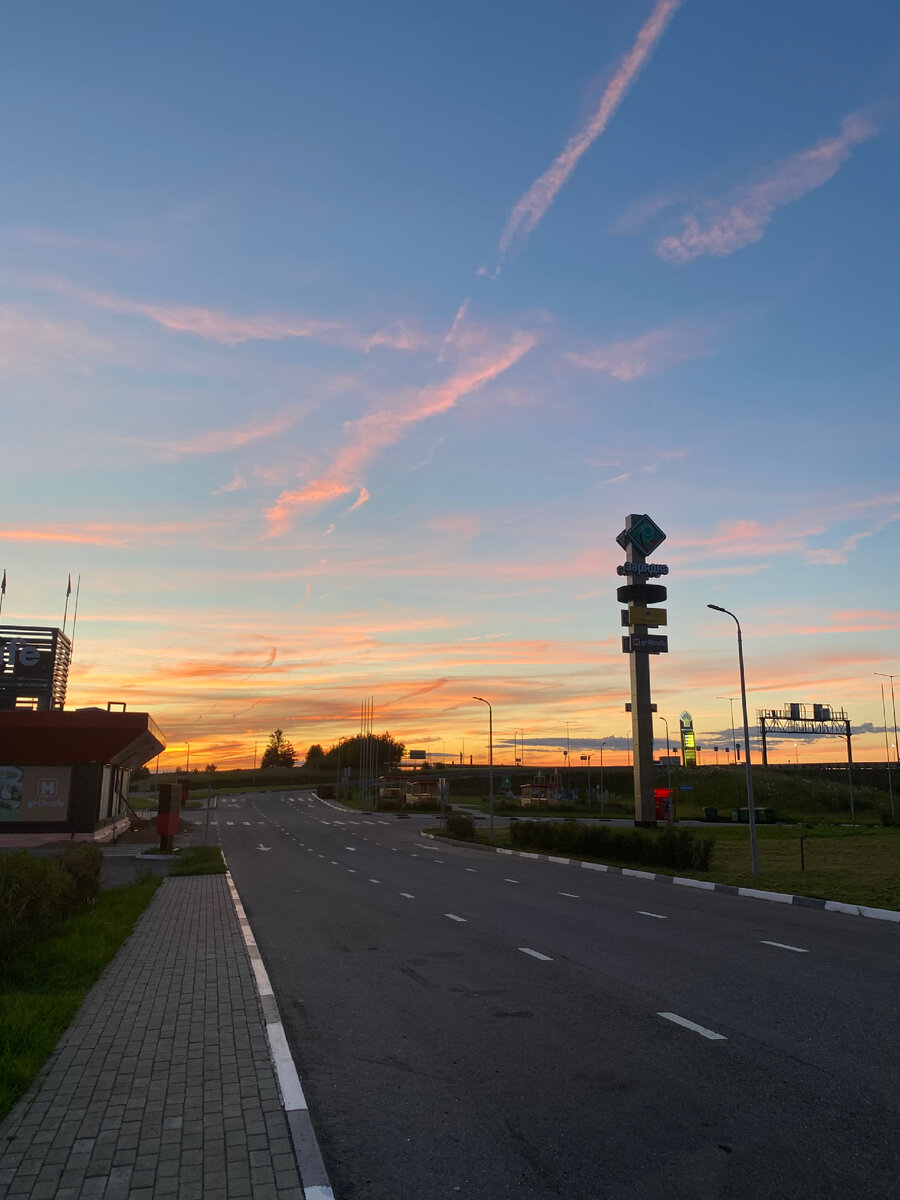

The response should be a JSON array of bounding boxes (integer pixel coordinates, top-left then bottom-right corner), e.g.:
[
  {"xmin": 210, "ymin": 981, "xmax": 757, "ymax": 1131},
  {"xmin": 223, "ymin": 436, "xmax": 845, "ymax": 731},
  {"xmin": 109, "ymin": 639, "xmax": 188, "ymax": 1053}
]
[
  {"xmin": 305, "ymin": 744, "xmax": 325, "ymax": 768},
  {"xmin": 261, "ymin": 729, "xmax": 296, "ymax": 768},
  {"xmin": 204, "ymin": 763, "xmax": 218, "ymax": 774},
  {"xmin": 318, "ymin": 732, "xmax": 405, "ymax": 769}
]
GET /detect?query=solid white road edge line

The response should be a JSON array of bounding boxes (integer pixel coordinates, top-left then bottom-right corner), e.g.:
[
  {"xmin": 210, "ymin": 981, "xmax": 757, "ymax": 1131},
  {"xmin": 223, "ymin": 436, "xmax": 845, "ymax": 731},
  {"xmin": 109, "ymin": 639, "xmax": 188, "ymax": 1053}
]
[
  {"xmin": 658, "ymin": 1012, "xmax": 726, "ymax": 1040},
  {"xmin": 760, "ymin": 940, "xmax": 808, "ymax": 953},
  {"xmin": 519, "ymin": 947, "xmax": 553, "ymax": 961},
  {"xmin": 223, "ymin": 868, "xmax": 335, "ymax": 1200}
]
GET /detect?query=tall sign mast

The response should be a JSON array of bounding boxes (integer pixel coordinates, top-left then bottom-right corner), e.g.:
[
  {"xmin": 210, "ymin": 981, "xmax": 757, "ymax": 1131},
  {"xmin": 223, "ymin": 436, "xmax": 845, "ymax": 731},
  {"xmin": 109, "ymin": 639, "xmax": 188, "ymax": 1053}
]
[{"xmin": 616, "ymin": 513, "xmax": 668, "ymax": 826}]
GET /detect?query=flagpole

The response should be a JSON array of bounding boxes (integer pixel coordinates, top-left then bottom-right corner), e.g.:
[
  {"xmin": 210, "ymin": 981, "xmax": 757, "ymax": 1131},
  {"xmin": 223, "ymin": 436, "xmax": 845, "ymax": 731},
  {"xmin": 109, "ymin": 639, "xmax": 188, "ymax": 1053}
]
[
  {"xmin": 63, "ymin": 574, "xmax": 72, "ymax": 634},
  {"xmin": 70, "ymin": 575, "xmax": 82, "ymax": 657},
  {"xmin": 0, "ymin": 569, "xmax": 5, "ymax": 619}
]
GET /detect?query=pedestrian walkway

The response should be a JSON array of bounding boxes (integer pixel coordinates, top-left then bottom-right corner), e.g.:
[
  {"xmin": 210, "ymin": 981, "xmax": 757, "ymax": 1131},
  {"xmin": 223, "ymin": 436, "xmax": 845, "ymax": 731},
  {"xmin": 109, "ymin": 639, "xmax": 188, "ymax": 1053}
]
[{"xmin": 0, "ymin": 876, "xmax": 305, "ymax": 1200}]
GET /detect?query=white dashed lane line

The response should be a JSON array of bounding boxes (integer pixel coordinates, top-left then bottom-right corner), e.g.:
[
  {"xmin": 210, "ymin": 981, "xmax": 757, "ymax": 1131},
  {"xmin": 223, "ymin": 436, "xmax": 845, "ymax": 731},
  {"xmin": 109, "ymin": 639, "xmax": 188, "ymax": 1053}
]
[
  {"xmin": 445, "ymin": 914, "xmax": 466, "ymax": 923},
  {"xmin": 519, "ymin": 948, "xmax": 553, "ymax": 962},
  {"xmin": 465, "ymin": 868, "xmax": 477, "ymax": 873},
  {"xmin": 400, "ymin": 893, "xmax": 415, "ymax": 899},
  {"xmin": 369, "ymin": 879, "xmax": 381, "ymax": 884},
  {"xmin": 637, "ymin": 911, "xmax": 668, "ymax": 920},
  {"xmin": 504, "ymin": 879, "xmax": 520, "ymax": 884},
  {"xmin": 559, "ymin": 892, "xmax": 579, "ymax": 899},
  {"xmin": 760, "ymin": 940, "xmax": 808, "ymax": 953},
  {"xmin": 658, "ymin": 1012, "xmax": 726, "ymax": 1040}
]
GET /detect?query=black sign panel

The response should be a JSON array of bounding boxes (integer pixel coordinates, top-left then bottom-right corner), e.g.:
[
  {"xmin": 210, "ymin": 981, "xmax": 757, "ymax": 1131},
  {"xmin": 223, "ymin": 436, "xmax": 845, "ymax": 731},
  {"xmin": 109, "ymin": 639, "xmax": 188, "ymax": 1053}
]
[{"xmin": 616, "ymin": 584, "xmax": 667, "ymax": 604}]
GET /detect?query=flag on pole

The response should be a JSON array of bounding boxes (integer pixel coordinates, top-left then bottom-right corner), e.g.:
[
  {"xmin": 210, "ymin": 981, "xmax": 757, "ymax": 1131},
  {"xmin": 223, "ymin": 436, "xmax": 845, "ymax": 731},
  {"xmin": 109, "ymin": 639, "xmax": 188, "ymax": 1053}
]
[
  {"xmin": 1, "ymin": 570, "xmax": 5, "ymax": 595},
  {"xmin": 66, "ymin": 574, "xmax": 72, "ymax": 598}
]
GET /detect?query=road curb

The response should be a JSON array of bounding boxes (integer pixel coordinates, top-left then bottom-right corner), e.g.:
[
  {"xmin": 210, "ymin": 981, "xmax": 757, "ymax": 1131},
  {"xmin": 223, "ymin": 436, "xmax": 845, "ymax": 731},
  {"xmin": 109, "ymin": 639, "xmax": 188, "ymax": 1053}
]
[
  {"xmin": 223, "ymin": 868, "xmax": 336, "ymax": 1200},
  {"xmin": 421, "ymin": 832, "xmax": 900, "ymax": 924}
]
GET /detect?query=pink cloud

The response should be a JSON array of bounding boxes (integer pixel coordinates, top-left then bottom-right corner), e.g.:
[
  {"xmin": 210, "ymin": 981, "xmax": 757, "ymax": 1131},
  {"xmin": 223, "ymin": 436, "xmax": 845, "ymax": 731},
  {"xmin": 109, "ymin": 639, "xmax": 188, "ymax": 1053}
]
[
  {"xmin": 150, "ymin": 411, "xmax": 299, "ymax": 458},
  {"xmin": 21, "ymin": 273, "xmax": 431, "ymax": 353},
  {"xmin": 656, "ymin": 112, "xmax": 878, "ymax": 264},
  {"xmin": 265, "ymin": 331, "xmax": 538, "ymax": 533},
  {"xmin": 213, "ymin": 472, "xmax": 248, "ymax": 495},
  {"xmin": 0, "ymin": 519, "xmax": 220, "ymax": 546},
  {"xmin": 0, "ymin": 305, "xmax": 109, "ymax": 373},
  {"xmin": 567, "ymin": 323, "xmax": 714, "ymax": 380},
  {"xmin": 494, "ymin": 0, "xmax": 682, "ymax": 267},
  {"xmin": 429, "ymin": 514, "xmax": 484, "ymax": 540}
]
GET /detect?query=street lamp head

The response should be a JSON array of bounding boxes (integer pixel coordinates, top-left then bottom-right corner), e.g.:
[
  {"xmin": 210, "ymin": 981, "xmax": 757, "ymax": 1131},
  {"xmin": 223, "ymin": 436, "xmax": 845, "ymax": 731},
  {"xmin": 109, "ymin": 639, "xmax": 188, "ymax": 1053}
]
[{"xmin": 707, "ymin": 603, "xmax": 726, "ymax": 613}]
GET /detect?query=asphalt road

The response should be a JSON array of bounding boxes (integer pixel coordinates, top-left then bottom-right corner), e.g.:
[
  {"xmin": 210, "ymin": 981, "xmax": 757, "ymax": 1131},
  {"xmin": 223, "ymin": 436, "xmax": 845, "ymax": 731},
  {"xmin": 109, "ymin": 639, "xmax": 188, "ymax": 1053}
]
[{"xmin": 217, "ymin": 790, "xmax": 900, "ymax": 1200}]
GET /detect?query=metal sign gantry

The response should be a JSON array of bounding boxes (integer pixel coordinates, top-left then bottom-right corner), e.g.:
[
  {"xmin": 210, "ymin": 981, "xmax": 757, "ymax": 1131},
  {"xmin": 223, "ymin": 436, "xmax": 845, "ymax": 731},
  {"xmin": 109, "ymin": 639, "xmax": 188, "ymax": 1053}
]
[{"xmin": 756, "ymin": 703, "xmax": 852, "ymax": 766}]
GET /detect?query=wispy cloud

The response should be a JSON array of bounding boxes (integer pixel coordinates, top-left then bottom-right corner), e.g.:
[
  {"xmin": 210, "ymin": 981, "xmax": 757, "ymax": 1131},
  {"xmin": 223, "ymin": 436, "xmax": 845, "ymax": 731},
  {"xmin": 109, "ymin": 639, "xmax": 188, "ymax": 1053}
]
[
  {"xmin": 429, "ymin": 514, "xmax": 484, "ymax": 540},
  {"xmin": 490, "ymin": 0, "xmax": 682, "ymax": 271},
  {"xmin": 213, "ymin": 472, "xmax": 248, "ymax": 495},
  {"xmin": 0, "ymin": 519, "xmax": 220, "ymax": 546},
  {"xmin": 141, "ymin": 411, "xmax": 299, "ymax": 459},
  {"xmin": 19, "ymin": 273, "xmax": 431, "ymax": 353},
  {"xmin": 437, "ymin": 298, "xmax": 470, "ymax": 362},
  {"xmin": 656, "ymin": 112, "xmax": 878, "ymax": 264},
  {"xmin": 0, "ymin": 305, "xmax": 109, "ymax": 374},
  {"xmin": 265, "ymin": 331, "xmax": 539, "ymax": 534},
  {"xmin": 567, "ymin": 322, "xmax": 714, "ymax": 380}
]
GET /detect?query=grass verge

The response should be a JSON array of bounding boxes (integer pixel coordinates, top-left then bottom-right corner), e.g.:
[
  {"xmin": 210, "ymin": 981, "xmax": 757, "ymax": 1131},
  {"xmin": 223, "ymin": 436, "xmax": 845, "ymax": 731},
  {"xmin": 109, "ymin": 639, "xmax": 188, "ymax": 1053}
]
[
  {"xmin": 0, "ymin": 875, "xmax": 162, "ymax": 1124},
  {"xmin": 170, "ymin": 845, "xmax": 226, "ymax": 875},
  {"xmin": 435, "ymin": 822, "xmax": 900, "ymax": 910}
]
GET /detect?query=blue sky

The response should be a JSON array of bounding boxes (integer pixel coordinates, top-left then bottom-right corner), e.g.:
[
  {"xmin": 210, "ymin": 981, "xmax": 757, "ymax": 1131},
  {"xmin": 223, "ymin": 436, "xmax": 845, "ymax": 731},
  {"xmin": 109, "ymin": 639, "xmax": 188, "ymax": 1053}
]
[{"xmin": 1, "ymin": 0, "xmax": 898, "ymax": 767}]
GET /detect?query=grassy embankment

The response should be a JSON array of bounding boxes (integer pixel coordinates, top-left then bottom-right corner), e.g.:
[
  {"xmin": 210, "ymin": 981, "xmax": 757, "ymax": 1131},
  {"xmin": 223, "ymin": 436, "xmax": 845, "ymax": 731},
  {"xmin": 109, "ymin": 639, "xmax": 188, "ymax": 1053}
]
[{"xmin": 0, "ymin": 874, "xmax": 162, "ymax": 1124}]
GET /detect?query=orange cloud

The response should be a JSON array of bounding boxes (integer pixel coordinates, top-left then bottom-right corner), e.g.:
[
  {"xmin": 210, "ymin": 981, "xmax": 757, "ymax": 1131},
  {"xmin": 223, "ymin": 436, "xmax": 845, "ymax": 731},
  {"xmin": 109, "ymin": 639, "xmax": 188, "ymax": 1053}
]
[
  {"xmin": 265, "ymin": 331, "xmax": 538, "ymax": 533},
  {"xmin": 150, "ymin": 411, "xmax": 299, "ymax": 458},
  {"xmin": 0, "ymin": 519, "xmax": 221, "ymax": 546}
]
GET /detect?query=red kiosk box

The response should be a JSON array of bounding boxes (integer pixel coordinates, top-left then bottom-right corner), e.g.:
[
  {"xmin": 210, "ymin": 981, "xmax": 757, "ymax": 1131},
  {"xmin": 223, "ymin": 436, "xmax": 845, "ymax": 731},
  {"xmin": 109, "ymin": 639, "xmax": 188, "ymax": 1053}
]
[{"xmin": 654, "ymin": 788, "xmax": 674, "ymax": 822}]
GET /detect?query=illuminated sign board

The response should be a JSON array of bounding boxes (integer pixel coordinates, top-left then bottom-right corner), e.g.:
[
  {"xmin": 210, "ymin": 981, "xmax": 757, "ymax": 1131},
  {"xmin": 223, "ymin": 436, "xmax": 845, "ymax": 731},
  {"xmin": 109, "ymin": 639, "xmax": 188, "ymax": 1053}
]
[
  {"xmin": 616, "ymin": 562, "xmax": 669, "ymax": 577},
  {"xmin": 621, "ymin": 607, "xmax": 667, "ymax": 627},
  {"xmin": 616, "ymin": 514, "xmax": 667, "ymax": 557},
  {"xmin": 679, "ymin": 712, "xmax": 696, "ymax": 768},
  {"xmin": 622, "ymin": 634, "xmax": 668, "ymax": 654}
]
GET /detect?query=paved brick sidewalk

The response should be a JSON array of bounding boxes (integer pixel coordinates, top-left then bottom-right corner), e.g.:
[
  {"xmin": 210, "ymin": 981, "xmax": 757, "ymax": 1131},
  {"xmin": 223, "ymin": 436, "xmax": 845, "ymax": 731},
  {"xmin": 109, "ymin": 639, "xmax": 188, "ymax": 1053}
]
[{"xmin": 0, "ymin": 876, "xmax": 305, "ymax": 1200}]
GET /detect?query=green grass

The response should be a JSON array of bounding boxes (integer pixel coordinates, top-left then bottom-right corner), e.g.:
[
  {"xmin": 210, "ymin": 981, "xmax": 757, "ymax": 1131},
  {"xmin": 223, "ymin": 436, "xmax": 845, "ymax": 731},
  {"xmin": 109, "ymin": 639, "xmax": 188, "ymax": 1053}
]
[
  {"xmin": 0, "ymin": 875, "xmax": 162, "ymax": 1123},
  {"xmin": 446, "ymin": 822, "xmax": 900, "ymax": 910},
  {"xmin": 170, "ymin": 845, "xmax": 226, "ymax": 875}
]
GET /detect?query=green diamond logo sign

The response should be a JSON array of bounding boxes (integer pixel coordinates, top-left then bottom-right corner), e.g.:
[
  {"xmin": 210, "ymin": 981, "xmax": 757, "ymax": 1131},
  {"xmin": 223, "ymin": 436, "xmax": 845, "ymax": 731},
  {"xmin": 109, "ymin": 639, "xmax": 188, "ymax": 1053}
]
[{"xmin": 617, "ymin": 514, "xmax": 666, "ymax": 558}]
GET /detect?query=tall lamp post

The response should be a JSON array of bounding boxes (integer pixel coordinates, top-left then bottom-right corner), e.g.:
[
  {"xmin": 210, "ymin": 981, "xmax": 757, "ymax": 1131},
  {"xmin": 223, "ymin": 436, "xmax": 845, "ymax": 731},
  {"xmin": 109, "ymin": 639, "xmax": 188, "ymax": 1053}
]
[
  {"xmin": 599, "ymin": 742, "xmax": 607, "ymax": 814},
  {"xmin": 717, "ymin": 696, "xmax": 737, "ymax": 763},
  {"xmin": 877, "ymin": 683, "xmax": 895, "ymax": 820},
  {"xmin": 335, "ymin": 736, "xmax": 348, "ymax": 798},
  {"xmin": 473, "ymin": 696, "xmax": 494, "ymax": 843},
  {"xmin": 659, "ymin": 716, "xmax": 673, "ymax": 816},
  {"xmin": 580, "ymin": 754, "xmax": 592, "ymax": 806},
  {"xmin": 874, "ymin": 673, "xmax": 899, "ymax": 764},
  {"xmin": 708, "ymin": 604, "xmax": 759, "ymax": 877}
]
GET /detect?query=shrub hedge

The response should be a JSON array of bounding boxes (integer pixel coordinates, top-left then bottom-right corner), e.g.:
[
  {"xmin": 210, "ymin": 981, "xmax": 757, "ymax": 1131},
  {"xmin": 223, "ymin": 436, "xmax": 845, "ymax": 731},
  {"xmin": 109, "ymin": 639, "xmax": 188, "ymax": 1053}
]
[
  {"xmin": 0, "ymin": 845, "xmax": 102, "ymax": 972},
  {"xmin": 509, "ymin": 820, "xmax": 713, "ymax": 872},
  {"xmin": 445, "ymin": 813, "xmax": 476, "ymax": 841}
]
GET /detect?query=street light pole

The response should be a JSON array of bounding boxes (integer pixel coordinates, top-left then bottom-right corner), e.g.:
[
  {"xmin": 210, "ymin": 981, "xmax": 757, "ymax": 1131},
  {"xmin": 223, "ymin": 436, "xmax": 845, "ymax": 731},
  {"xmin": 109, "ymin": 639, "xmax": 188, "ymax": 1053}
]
[
  {"xmin": 473, "ymin": 697, "xmax": 494, "ymax": 843},
  {"xmin": 659, "ymin": 716, "xmax": 672, "ymax": 817},
  {"xmin": 874, "ymin": 674, "xmax": 899, "ymax": 764},
  {"xmin": 708, "ymin": 604, "xmax": 759, "ymax": 877},
  {"xmin": 717, "ymin": 696, "xmax": 737, "ymax": 763},
  {"xmin": 580, "ymin": 754, "xmax": 592, "ymax": 805},
  {"xmin": 878, "ymin": 684, "xmax": 895, "ymax": 820}
]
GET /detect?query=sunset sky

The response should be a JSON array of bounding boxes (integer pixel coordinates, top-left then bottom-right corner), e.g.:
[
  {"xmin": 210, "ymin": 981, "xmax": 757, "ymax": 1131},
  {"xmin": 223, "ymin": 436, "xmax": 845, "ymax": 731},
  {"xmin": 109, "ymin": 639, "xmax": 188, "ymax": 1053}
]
[{"xmin": 1, "ymin": 0, "xmax": 898, "ymax": 770}]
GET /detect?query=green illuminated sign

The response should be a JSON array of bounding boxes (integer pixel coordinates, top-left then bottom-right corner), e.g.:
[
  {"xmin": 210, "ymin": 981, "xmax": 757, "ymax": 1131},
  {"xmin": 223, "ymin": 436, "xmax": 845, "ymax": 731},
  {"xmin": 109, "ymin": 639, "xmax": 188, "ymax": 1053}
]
[{"xmin": 617, "ymin": 514, "xmax": 666, "ymax": 558}]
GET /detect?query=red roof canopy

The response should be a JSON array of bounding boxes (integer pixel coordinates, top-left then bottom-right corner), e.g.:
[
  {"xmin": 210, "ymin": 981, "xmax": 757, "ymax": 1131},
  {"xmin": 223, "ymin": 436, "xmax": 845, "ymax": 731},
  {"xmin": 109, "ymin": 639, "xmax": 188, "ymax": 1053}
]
[{"xmin": 0, "ymin": 708, "xmax": 166, "ymax": 769}]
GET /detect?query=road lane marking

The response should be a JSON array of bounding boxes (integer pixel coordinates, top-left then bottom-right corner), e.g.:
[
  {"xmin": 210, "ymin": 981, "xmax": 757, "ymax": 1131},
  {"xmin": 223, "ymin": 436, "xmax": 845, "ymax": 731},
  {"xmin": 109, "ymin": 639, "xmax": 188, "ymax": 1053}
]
[
  {"xmin": 411, "ymin": 853, "xmax": 419, "ymax": 857},
  {"xmin": 433, "ymin": 859, "xmax": 444, "ymax": 864},
  {"xmin": 445, "ymin": 914, "xmax": 466, "ymax": 922},
  {"xmin": 519, "ymin": 948, "xmax": 552, "ymax": 961},
  {"xmin": 559, "ymin": 892, "xmax": 579, "ymax": 898},
  {"xmin": 637, "ymin": 911, "xmax": 668, "ymax": 920},
  {"xmin": 400, "ymin": 893, "xmax": 415, "ymax": 899},
  {"xmin": 348, "ymin": 869, "xmax": 356, "ymax": 873},
  {"xmin": 760, "ymin": 940, "xmax": 808, "ymax": 953},
  {"xmin": 345, "ymin": 846, "xmax": 357, "ymax": 851},
  {"xmin": 226, "ymin": 821, "xmax": 234, "ymax": 825},
  {"xmin": 369, "ymin": 878, "xmax": 381, "ymax": 884},
  {"xmin": 379, "ymin": 821, "xmax": 390, "ymax": 826},
  {"xmin": 330, "ymin": 861, "xmax": 338, "ymax": 865},
  {"xmin": 465, "ymin": 868, "xmax": 477, "ymax": 873},
  {"xmin": 504, "ymin": 878, "xmax": 520, "ymax": 884},
  {"xmin": 243, "ymin": 821, "xmax": 251, "ymax": 826},
  {"xmin": 658, "ymin": 1013, "xmax": 726, "ymax": 1040}
]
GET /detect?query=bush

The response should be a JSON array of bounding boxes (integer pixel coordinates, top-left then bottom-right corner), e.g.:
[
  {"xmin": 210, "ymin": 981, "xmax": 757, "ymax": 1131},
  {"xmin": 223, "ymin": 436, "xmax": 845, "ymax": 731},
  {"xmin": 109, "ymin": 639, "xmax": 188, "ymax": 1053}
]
[
  {"xmin": 58, "ymin": 844, "xmax": 102, "ymax": 903},
  {"xmin": 509, "ymin": 821, "xmax": 713, "ymax": 872},
  {"xmin": 445, "ymin": 813, "xmax": 476, "ymax": 841},
  {"xmin": 0, "ymin": 852, "xmax": 78, "ymax": 969}
]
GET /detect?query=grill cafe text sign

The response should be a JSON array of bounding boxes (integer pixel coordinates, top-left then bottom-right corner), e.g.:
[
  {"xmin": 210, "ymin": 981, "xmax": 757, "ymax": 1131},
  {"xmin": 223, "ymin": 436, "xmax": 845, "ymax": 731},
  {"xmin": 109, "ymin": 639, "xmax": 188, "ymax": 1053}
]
[{"xmin": 0, "ymin": 766, "xmax": 71, "ymax": 822}]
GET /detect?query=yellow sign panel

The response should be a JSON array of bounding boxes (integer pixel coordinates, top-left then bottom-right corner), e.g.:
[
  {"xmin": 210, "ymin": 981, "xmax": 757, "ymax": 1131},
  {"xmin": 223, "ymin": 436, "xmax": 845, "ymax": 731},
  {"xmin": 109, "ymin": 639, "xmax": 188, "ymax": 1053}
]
[{"xmin": 628, "ymin": 606, "xmax": 667, "ymax": 626}]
